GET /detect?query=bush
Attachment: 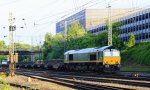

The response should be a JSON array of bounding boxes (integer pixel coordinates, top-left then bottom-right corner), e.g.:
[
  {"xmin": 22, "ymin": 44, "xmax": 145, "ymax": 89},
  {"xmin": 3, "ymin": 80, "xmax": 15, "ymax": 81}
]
[{"xmin": 0, "ymin": 84, "xmax": 12, "ymax": 90}]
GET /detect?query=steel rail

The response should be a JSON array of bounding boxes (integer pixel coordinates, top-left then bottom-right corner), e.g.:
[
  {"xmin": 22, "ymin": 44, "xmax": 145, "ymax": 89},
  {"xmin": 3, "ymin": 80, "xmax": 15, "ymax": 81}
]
[{"xmin": 16, "ymin": 71, "xmax": 131, "ymax": 90}]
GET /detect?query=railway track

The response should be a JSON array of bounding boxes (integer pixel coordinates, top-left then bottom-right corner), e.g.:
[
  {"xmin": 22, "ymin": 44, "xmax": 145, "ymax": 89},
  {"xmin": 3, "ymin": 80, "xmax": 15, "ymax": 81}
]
[
  {"xmin": 47, "ymin": 73, "xmax": 150, "ymax": 88},
  {"xmin": 16, "ymin": 69, "xmax": 150, "ymax": 89},
  {"xmin": 16, "ymin": 70, "xmax": 132, "ymax": 90},
  {"xmin": 17, "ymin": 69, "xmax": 150, "ymax": 81}
]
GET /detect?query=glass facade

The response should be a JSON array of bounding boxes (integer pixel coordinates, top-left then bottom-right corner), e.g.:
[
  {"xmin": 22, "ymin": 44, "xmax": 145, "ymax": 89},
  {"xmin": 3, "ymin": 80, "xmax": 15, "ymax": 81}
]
[
  {"xmin": 88, "ymin": 9, "xmax": 150, "ymax": 43},
  {"xmin": 56, "ymin": 9, "xmax": 131, "ymax": 33},
  {"xmin": 56, "ymin": 10, "xmax": 86, "ymax": 33}
]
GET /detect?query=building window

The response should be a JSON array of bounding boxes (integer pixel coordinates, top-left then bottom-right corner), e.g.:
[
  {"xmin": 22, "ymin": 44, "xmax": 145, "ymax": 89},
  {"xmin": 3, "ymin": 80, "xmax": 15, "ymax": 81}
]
[
  {"xmin": 103, "ymin": 26, "xmax": 106, "ymax": 30},
  {"xmin": 146, "ymin": 23, "xmax": 148, "ymax": 29},
  {"xmin": 146, "ymin": 13, "xmax": 148, "ymax": 19},
  {"xmin": 96, "ymin": 28, "xmax": 98, "ymax": 32},
  {"xmin": 139, "ymin": 15, "xmax": 142, "ymax": 21},
  {"xmin": 128, "ymin": 19, "xmax": 130, "ymax": 24},
  {"xmin": 125, "ymin": 20, "xmax": 128, "ymax": 24},
  {"xmin": 146, "ymin": 33, "xmax": 148, "ymax": 39},
  {"xmin": 133, "ymin": 26, "xmax": 136, "ymax": 31},
  {"xmin": 130, "ymin": 18, "xmax": 133, "ymax": 23},
  {"xmin": 128, "ymin": 27, "xmax": 131, "ymax": 32},
  {"xmin": 139, "ymin": 25, "xmax": 142, "ymax": 30},
  {"xmin": 142, "ymin": 14, "xmax": 145, "ymax": 20},
  {"xmin": 133, "ymin": 17, "xmax": 136, "ymax": 22},
  {"xmin": 142, "ymin": 33, "xmax": 145, "ymax": 39},
  {"xmin": 136, "ymin": 16, "xmax": 139, "ymax": 21},
  {"xmin": 136, "ymin": 25, "xmax": 138, "ymax": 31},
  {"xmin": 142, "ymin": 24, "xmax": 145, "ymax": 29}
]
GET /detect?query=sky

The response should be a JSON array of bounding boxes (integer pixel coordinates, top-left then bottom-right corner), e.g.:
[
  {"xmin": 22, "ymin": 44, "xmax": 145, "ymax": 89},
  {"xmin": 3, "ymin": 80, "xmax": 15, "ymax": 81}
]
[{"xmin": 0, "ymin": 0, "xmax": 149, "ymax": 45}]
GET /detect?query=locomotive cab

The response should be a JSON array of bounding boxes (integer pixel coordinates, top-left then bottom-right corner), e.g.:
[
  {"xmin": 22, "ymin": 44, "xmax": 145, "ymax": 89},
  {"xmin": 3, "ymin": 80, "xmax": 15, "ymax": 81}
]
[{"xmin": 103, "ymin": 49, "xmax": 121, "ymax": 72}]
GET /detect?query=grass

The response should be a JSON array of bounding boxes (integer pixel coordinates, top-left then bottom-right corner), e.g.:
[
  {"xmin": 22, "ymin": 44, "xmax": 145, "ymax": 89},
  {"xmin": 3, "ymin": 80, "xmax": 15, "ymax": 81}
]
[
  {"xmin": 0, "ymin": 84, "xmax": 12, "ymax": 90},
  {"xmin": 121, "ymin": 41, "xmax": 150, "ymax": 66},
  {"xmin": 0, "ymin": 72, "xmax": 13, "ymax": 90},
  {"xmin": 121, "ymin": 67, "xmax": 150, "ymax": 72}
]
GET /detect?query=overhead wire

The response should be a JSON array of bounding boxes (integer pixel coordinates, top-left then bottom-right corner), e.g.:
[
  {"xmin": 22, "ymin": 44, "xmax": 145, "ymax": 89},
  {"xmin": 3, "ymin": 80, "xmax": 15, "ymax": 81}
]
[
  {"xmin": 26, "ymin": 0, "xmax": 149, "ymax": 36},
  {"xmin": 0, "ymin": 0, "xmax": 21, "ymax": 7},
  {"xmin": 15, "ymin": 0, "xmax": 100, "ymax": 27},
  {"xmin": 37, "ymin": 0, "xmax": 108, "ymax": 26},
  {"xmin": 39, "ymin": 0, "xmax": 149, "ymax": 30},
  {"xmin": 30, "ymin": 0, "xmax": 106, "ymax": 34}
]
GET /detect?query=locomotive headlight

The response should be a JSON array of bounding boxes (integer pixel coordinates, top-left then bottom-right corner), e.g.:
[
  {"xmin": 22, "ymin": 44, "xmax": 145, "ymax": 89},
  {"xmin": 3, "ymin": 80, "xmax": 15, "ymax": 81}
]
[
  {"xmin": 118, "ymin": 65, "xmax": 121, "ymax": 67},
  {"xmin": 105, "ymin": 65, "xmax": 109, "ymax": 68}
]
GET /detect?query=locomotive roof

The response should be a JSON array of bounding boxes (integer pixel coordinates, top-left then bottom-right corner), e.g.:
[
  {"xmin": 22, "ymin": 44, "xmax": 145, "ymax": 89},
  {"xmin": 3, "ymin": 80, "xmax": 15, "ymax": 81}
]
[{"xmin": 64, "ymin": 46, "xmax": 110, "ymax": 55}]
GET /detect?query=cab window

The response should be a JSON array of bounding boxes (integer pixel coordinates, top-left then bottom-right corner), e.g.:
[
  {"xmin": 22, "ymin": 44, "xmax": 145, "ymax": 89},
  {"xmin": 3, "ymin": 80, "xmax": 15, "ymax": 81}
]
[{"xmin": 69, "ymin": 54, "xmax": 73, "ymax": 61}]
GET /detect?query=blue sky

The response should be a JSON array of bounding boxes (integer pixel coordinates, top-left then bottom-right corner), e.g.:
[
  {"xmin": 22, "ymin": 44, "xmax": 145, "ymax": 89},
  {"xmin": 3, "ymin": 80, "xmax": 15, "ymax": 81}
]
[{"xmin": 0, "ymin": 0, "xmax": 149, "ymax": 45}]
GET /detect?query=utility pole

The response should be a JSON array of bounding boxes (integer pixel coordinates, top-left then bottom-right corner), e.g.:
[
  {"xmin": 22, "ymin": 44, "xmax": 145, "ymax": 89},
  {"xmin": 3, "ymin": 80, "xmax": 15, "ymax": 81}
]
[
  {"xmin": 8, "ymin": 12, "xmax": 18, "ymax": 77},
  {"xmin": 108, "ymin": 4, "xmax": 112, "ymax": 46}
]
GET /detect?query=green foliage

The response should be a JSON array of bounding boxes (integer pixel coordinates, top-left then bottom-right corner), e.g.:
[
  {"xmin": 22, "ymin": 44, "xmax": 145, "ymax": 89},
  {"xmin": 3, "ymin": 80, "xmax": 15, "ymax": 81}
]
[
  {"xmin": 0, "ymin": 40, "xmax": 7, "ymax": 51},
  {"xmin": 15, "ymin": 43, "xmax": 31, "ymax": 50},
  {"xmin": 80, "ymin": 33, "xmax": 96, "ymax": 48},
  {"xmin": 112, "ymin": 33, "xmax": 124, "ymax": 50},
  {"xmin": 42, "ymin": 33, "xmax": 53, "ymax": 59},
  {"xmin": 50, "ymin": 33, "xmax": 64, "ymax": 59},
  {"xmin": 121, "ymin": 67, "xmax": 150, "ymax": 72},
  {"xmin": 42, "ymin": 33, "xmax": 64, "ymax": 59},
  {"xmin": 42, "ymin": 21, "xmax": 127, "ymax": 59},
  {"xmin": 112, "ymin": 22, "xmax": 122, "ymax": 34},
  {"xmin": 0, "ymin": 77, "xmax": 12, "ymax": 90},
  {"xmin": 67, "ymin": 21, "xmax": 86, "ymax": 50},
  {"xmin": 122, "ymin": 41, "xmax": 150, "ymax": 65},
  {"xmin": 0, "ymin": 84, "xmax": 12, "ymax": 90},
  {"xmin": 67, "ymin": 21, "xmax": 85, "ymax": 39},
  {"xmin": 42, "ymin": 21, "xmax": 98, "ymax": 59},
  {"xmin": 127, "ymin": 33, "xmax": 136, "ymax": 48},
  {"xmin": 112, "ymin": 22, "xmax": 125, "ymax": 50},
  {"xmin": 96, "ymin": 31, "xmax": 108, "ymax": 46}
]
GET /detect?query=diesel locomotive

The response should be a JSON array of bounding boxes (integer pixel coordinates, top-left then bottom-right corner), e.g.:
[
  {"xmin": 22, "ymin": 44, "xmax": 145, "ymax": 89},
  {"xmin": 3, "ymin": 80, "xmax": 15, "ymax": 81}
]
[{"xmin": 63, "ymin": 46, "xmax": 121, "ymax": 72}]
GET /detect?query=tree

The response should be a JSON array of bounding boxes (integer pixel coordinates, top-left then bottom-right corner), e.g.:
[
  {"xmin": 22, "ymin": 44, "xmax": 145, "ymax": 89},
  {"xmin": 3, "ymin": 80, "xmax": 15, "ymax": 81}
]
[
  {"xmin": 42, "ymin": 33, "xmax": 64, "ymax": 59},
  {"xmin": 112, "ymin": 22, "xmax": 124, "ymax": 50},
  {"xmin": 67, "ymin": 21, "xmax": 85, "ymax": 50},
  {"xmin": 42, "ymin": 32, "xmax": 53, "ymax": 59},
  {"xmin": 0, "ymin": 40, "xmax": 7, "ymax": 50},
  {"xmin": 15, "ymin": 43, "xmax": 31, "ymax": 50},
  {"xmin": 112, "ymin": 22, "xmax": 122, "ymax": 34},
  {"xmin": 80, "ymin": 33, "xmax": 96, "ymax": 48},
  {"xmin": 112, "ymin": 33, "xmax": 124, "ymax": 50},
  {"xmin": 0, "ymin": 40, "xmax": 7, "ymax": 64},
  {"xmin": 96, "ymin": 31, "xmax": 108, "ymax": 46},
  {"xmin": 127, "ymin": 33, "xmax": 136, "ymax": 48},
  {"xmin": 50, "ymin": 33, "xmax": 64, "ymax": 59}
]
